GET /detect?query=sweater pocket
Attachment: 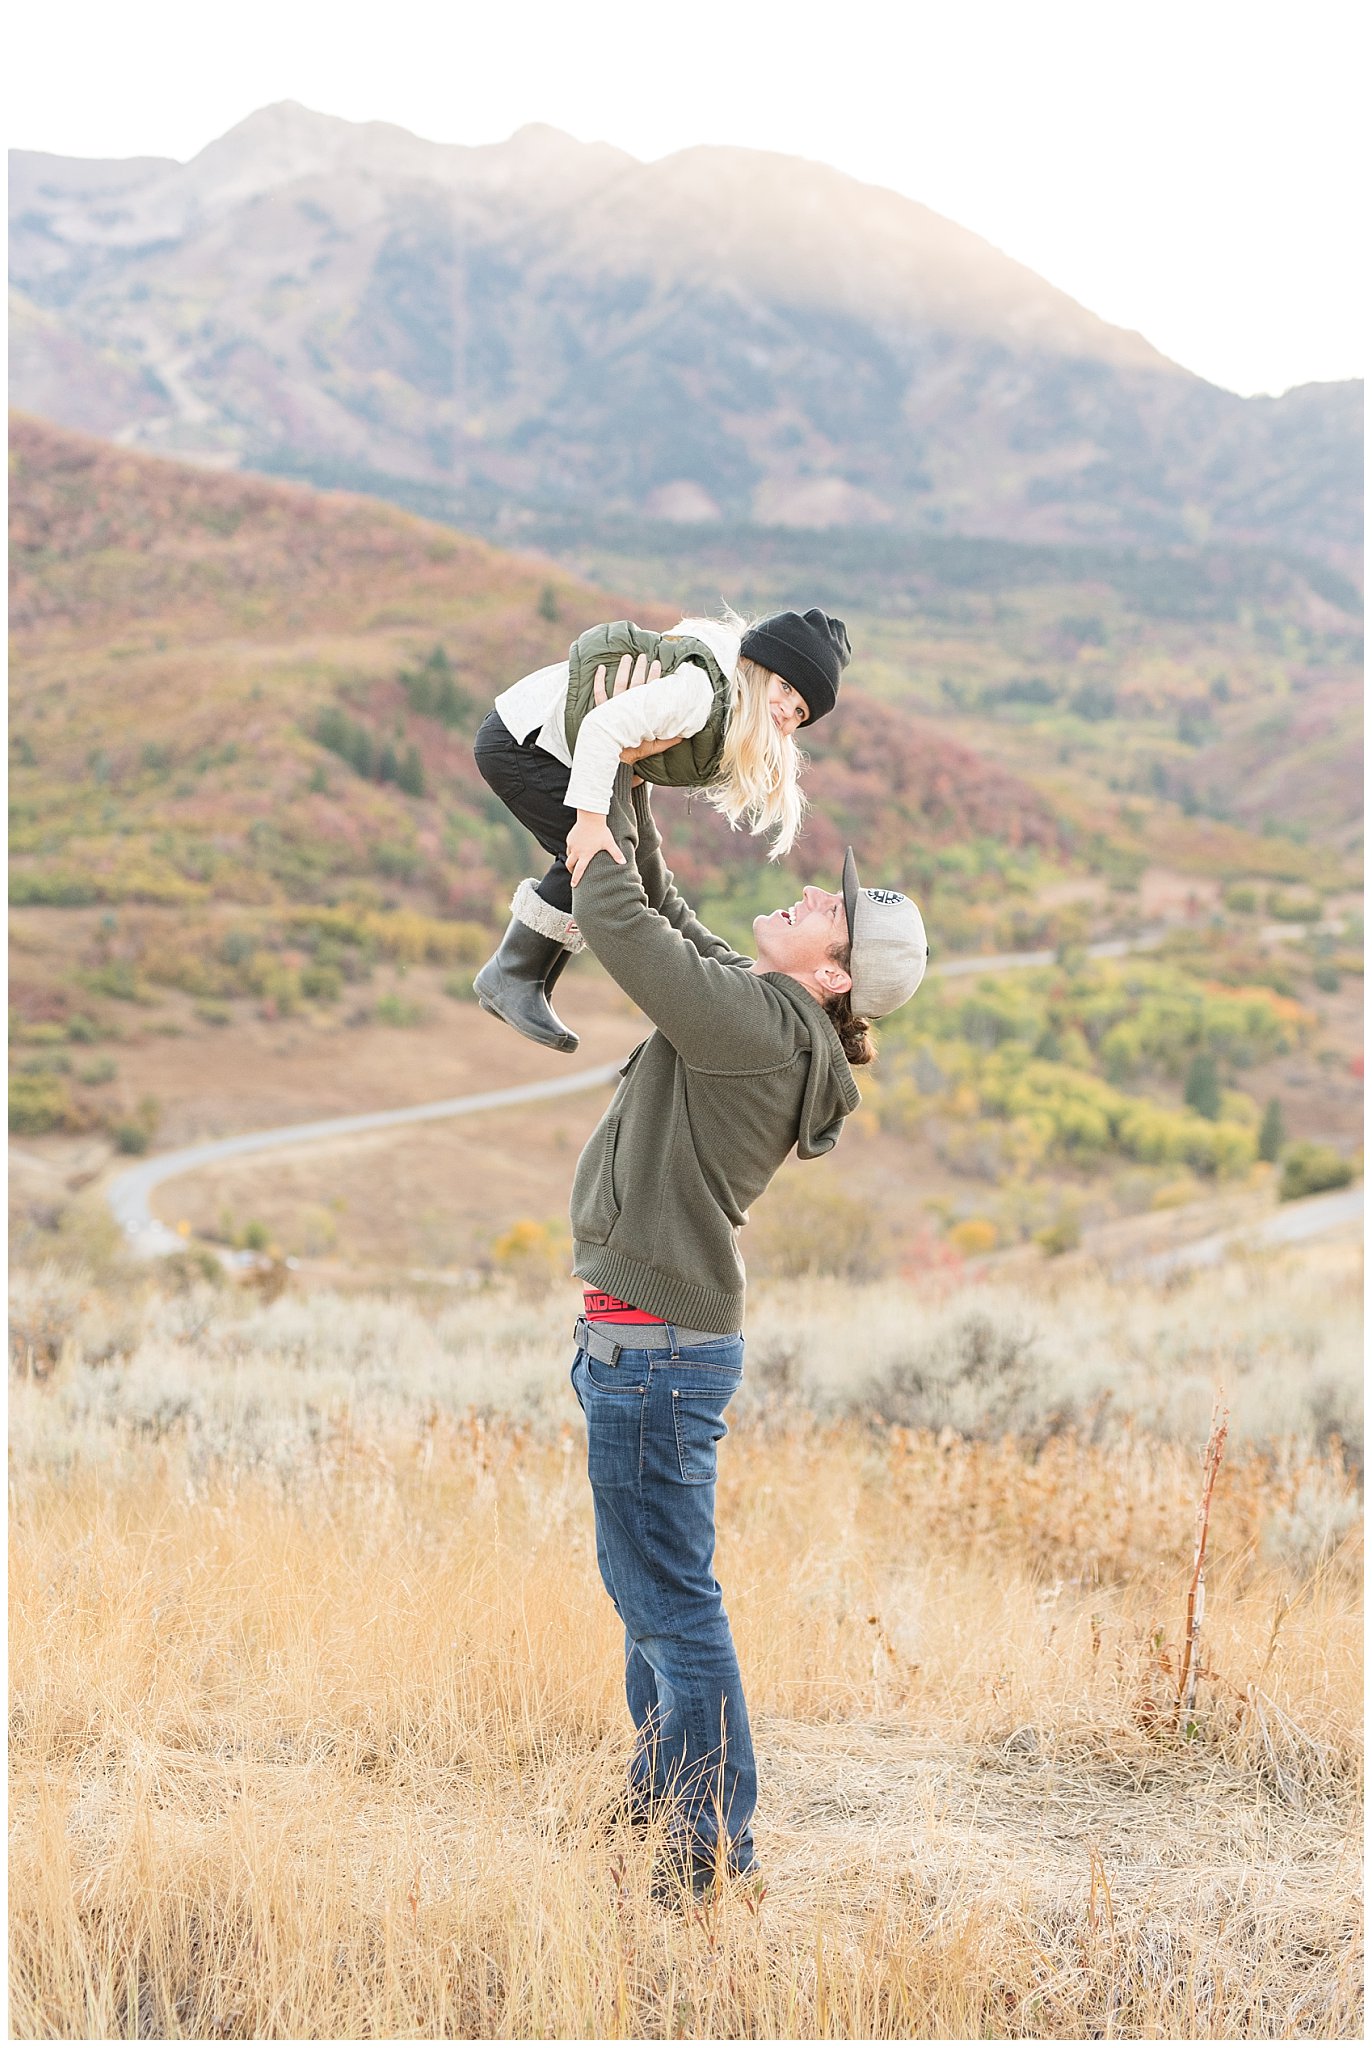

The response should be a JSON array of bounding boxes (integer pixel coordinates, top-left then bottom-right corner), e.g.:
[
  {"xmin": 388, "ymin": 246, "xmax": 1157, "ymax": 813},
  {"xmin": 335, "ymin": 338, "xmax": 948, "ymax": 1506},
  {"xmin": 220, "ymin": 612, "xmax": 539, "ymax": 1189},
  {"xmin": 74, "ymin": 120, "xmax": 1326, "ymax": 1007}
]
[{"xmin": 572, "ymin": 1111, "xmax": 623, "ymax": 1245}]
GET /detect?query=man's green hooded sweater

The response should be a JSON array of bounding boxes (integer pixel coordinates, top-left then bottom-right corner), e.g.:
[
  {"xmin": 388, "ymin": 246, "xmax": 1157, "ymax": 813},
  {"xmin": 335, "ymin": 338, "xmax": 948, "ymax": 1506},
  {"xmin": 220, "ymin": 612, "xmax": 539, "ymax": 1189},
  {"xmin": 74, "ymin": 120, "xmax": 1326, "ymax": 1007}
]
[{"xmin": 569, "ymin": 772, "xmax": 861, "ymax": 1333}]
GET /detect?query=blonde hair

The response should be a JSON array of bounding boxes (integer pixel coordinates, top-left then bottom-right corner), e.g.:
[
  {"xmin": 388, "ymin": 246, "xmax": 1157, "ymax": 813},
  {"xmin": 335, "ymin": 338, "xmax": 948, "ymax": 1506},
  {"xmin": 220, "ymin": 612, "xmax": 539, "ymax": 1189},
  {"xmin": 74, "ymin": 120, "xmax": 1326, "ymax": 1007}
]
[{"xmin": 671, "ymin": 609, "xmax": 807, "ymax": 861}]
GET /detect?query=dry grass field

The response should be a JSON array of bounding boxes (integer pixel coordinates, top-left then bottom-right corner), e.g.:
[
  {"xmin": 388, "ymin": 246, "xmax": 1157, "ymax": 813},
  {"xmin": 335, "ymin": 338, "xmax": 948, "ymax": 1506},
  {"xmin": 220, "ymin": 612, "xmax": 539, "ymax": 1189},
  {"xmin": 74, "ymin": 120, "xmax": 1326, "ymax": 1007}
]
[{"xmin": 8, "ymin": 1239, "xmax": 1362, "ymax": 2039}]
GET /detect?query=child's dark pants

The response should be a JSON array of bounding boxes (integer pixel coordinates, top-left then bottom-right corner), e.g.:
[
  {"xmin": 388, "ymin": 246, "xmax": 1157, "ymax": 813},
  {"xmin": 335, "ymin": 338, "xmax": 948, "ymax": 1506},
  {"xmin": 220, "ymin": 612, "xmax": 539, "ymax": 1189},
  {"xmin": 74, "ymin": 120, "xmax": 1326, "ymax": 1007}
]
[{"xmin": 473, "ymin": 710, "xmax": 578, "ymax": 914}]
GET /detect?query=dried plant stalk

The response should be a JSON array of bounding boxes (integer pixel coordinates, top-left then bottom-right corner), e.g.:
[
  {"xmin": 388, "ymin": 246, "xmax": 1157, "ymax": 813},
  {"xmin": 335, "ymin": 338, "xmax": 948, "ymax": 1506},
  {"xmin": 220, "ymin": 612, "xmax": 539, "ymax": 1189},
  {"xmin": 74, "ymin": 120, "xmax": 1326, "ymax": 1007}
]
[{"xmin": 1176, "ymin": 1392, "xmax": 1229, "ymax": 1729}]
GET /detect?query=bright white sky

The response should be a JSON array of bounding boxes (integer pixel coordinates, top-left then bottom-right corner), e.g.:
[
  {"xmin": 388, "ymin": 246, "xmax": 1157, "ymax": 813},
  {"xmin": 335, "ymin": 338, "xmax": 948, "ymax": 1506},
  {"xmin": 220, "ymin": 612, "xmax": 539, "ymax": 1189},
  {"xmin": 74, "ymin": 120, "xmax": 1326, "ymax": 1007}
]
[{"xmin": 8, "ymin": 0, "xmax": 1365, "ymax": 396}]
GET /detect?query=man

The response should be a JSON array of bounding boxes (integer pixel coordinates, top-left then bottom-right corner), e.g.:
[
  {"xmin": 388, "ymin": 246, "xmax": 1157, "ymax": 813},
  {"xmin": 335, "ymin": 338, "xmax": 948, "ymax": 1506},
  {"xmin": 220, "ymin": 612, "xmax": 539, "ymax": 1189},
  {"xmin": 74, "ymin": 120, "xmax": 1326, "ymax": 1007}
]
[{"xmin": 567, "ymin": 760, "xmax": 927, "ymax": 1902}]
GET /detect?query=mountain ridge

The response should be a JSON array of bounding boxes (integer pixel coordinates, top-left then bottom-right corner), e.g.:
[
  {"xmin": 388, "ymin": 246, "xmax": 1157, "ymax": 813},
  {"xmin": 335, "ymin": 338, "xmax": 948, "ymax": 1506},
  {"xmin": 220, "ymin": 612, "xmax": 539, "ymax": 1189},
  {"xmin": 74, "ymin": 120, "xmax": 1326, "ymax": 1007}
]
[{"xmin": 10, "ymin": 103, "xmax": 1362, "ymax": 561}]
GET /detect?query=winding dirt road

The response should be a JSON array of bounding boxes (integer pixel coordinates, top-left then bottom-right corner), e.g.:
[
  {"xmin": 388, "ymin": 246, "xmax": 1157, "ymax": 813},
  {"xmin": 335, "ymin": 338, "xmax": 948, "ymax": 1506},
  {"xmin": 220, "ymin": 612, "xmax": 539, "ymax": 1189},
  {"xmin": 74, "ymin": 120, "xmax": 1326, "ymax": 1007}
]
[{"xmin": 107, "ymin": 924, "xmax": 1360, "ymax": 1260}]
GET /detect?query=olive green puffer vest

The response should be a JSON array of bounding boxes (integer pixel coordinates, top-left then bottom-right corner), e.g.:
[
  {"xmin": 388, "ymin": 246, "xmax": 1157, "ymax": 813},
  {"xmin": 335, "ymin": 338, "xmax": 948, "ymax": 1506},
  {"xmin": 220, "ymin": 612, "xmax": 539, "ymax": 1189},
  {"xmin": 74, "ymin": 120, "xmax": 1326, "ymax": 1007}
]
[{"xmin": 563, "ymin": 621, "xmax": 732, "ymax": 788}]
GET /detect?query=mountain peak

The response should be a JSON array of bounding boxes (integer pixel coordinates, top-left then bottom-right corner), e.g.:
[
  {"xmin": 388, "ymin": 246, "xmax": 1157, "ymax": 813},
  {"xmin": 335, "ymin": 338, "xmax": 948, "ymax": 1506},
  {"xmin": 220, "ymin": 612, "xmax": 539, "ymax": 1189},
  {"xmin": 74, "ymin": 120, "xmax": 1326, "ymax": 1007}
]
[
  {"xmin": 9, "ymin": 107, "xmax": 1361, "ymax": 559},
  {"xmin": 184, "ymin": 99, "xmax": 366, "ymax": 205}
]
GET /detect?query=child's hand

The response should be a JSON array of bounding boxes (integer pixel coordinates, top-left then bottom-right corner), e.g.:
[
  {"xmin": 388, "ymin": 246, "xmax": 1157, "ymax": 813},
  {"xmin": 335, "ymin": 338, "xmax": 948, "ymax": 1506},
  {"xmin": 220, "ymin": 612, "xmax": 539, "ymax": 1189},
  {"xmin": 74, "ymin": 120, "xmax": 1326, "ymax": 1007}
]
[{"xmin": 567, "ymin": 812, "xmax": 626, "ymax": 886}]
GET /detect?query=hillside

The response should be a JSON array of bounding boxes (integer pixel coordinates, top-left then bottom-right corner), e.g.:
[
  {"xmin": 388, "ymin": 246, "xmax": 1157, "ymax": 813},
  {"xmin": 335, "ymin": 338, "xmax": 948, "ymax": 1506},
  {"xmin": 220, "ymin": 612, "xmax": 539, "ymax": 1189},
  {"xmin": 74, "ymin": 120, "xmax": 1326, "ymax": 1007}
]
[
  {"xmin": 10, "ymin": 415, "xmax": 1359, "ymax": 955},
  {"xmin": 8, "ymin": 413, "xmax": 1064, "ymax": 980},
  {"xmin": 10, "ymin": 103, "xmax": 1362, "ymax": 559},
  {"xmin": 528, "ymin": 510, "xmax": 1363, "ymax": 898},
  {"xmin": 10, "ymin": 419, "xmax": 1361, "ymax": 1278}
]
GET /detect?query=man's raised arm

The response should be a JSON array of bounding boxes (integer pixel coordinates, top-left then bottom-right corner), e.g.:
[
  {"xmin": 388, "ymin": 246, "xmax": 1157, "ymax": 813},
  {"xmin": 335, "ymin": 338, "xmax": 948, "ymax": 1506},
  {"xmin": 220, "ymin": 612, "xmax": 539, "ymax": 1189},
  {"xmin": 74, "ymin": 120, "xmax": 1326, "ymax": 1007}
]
[
  {"xmin": 574, "ymin": 771, "xmax": 774, "ymax": 1069},
  {"xmin": 629, "ymin": 783, "xmax": 752, "ymax": 968}
]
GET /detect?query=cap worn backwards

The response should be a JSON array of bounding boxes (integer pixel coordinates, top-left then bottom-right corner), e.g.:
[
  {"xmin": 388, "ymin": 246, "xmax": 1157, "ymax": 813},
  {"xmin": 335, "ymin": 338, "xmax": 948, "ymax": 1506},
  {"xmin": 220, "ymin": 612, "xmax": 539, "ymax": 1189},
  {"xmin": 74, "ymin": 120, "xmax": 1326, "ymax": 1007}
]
[{"xmin": 840, "ymin": 847, "xmax": 928, "ymax": 1020}]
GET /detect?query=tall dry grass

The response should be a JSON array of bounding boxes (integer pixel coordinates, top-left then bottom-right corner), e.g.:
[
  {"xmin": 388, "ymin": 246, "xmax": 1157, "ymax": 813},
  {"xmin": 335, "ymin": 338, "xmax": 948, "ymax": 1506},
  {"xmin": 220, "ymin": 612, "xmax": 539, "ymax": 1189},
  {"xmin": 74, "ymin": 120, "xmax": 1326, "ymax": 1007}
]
[{"xmin": 9, "ymin": 1246, "xmax": 1363, "ymax": 2038}]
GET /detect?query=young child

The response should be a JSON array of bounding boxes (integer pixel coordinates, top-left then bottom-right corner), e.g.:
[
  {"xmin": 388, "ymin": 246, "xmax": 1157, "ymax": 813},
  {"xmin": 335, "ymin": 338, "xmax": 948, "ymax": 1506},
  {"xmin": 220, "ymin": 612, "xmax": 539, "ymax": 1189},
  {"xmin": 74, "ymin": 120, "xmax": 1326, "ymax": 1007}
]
[{"xmin": 472, "ymin": 608, "xmax": 851, "ymax": 1052}]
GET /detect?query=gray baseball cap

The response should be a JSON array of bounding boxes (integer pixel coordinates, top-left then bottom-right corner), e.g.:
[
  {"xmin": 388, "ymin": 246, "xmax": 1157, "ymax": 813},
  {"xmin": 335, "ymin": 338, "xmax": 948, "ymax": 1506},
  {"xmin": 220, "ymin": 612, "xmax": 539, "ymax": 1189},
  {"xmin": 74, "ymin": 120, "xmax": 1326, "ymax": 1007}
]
[{"xmin": 841, "ymin": 847, "xmax": 928, "ymax": 1018}]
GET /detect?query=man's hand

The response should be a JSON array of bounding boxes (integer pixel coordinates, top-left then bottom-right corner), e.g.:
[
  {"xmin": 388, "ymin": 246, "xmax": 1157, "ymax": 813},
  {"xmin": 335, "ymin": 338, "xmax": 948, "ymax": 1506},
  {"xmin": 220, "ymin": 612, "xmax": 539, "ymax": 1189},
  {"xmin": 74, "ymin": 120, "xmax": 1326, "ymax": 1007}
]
[
  {"xmin": 590, "ymin": 655, "xmax": 685, "ymax": 767},
  {"xmin": 593, "ymin": 652, "xmax": 661, "ymax": 703},
  {"xmin": 620, "ymin": 732, "xmax": 688, "ymax": 767},
  {"xmin": 567, "ymin": 810, "xmax": 626, "ymax": 887}
]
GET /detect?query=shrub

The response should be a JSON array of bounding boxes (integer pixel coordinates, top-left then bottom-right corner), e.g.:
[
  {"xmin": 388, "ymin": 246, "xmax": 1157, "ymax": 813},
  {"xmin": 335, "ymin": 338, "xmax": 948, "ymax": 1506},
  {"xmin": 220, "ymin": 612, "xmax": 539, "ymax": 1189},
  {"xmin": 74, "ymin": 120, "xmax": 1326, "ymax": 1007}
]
[
  {"xmin": 301, "ymin": 963, "xmax": 343, "ymax": 1003},
  {"xmin": 110, "ymin": 1095, "xmax": 160, "ymax": 1155},
  {"xmin": 1219, "ymin": 1088, "xmax": 1259, "ymax": 1129},
  {"xmin": 65, "ymin": 1014, "xmax": 99, "ymax": 1043},
  {"xmin": 138, "ymin": 940, "xmax": 220, "ymax": 997},
  {"xmin": 372, "ymin": 841, "xmax": 419, "ymax": 882},
  {"xmin": 491, "ymin": 1217, "xmax": 570, "ymax": 1296},
  {"xmin": 287, "ymin": 905, "xmax": 487, "ymax": 967},
  {"xmin": 1279, "ymin": 1143, "xmax": 1354, "ymax": 1203},
  {"xmin": 21, "ymin": 1051, "xmax": 71, "ymax": 1076},
  {"xmin": 252, "ymin": 959, "xmax": 302, "ymax": 1017},
  {"xmin": 15, "ymin": 1022, "xmax": 68, "ymax": 1048},
  {"xmin": 864, "ymin": 1303, "xmax": 1048, "ymax": 1438},
  {"xmin": 78, "ymin": 1058, "xmax": 118, "ymax": 1086},
  {"xmin": 1267, "ymin": 889, "xmax": 1323, "ymax": 923},
  {"xmin": 1313, "ymin": 963, "xmax": 1341, "ymax": 993},
  {"xmin": 9, "ymin": 1071, "xmax": 73, "ymax": 1135},
  {"xmin": 160, "ymin": 1248, "xmax": 226, "ymax": 1292},
  {"xmin": 948, "ymin": 1217, "xmax": 997, "ymax": 1257},
  {"xmin": 375, "ymin": 992, "xmax": 424, "ymax": 1027},
  {"xmin": 1070, "ymin": 681, "xmax": 1116, "ymax": 722},
  {"xmin": 1035, "ymin": 1210, "xmax": 1082, "ymax": 1257},
  {"xmin": 9, "ymin": 869, "xmax": 99, "ymax": 907},
  {"xmin": 1223, "ymin": 883, "xmax": 1258, "ymax": 914},
  {"xmin": 8, "ymin": 1268, "xmax": 83, "ymax": 1376},
  {"xmin": 83, "ymin": 960, "xmax": 151, "ymax": 1004},
  {"xmin": 443, "ymin": 970, "xmax": 479, "ymax": 1002}
]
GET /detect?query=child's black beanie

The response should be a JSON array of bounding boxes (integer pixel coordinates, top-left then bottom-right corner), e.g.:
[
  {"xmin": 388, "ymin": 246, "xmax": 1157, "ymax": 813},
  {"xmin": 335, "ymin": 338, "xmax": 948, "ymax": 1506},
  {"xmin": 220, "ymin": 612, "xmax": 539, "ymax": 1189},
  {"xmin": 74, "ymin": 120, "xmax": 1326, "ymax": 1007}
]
[{"xmin": 739, "ymin": 610, "xmax": 851, "ymax": 723}]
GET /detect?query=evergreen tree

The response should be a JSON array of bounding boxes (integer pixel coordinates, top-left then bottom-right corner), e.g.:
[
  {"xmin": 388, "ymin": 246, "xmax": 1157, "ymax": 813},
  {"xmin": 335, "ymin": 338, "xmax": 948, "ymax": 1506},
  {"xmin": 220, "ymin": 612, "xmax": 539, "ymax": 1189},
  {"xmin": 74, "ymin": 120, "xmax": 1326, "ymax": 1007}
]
[
  {"xmin": 399, "ymin": 644, "xmax": 471, "ymax": 728},
  {"xmin": 316, "ymin": 704, "xmax": 348, "ymax": 756},
  {"xmin": 347, "ymin": 725, "xmax": 374, "ymax": 779},
  {"xmin": 435, "ymin": 674, "xmax": 471, "ymax": 726},
  {"xmin": 404, "ymin": 667, "xmax": 435, "ymax": 717},
  {"xmin": 397, "ymin": 745, "xmax": 426, "ymax": 798},
  {"xmin": 1184, "ymin": 1050, "xmax": 1221, "ymax": 1121},
  {"xmin": 1258, "ymin": 1097, "xmax": 1286, "ymax": 1162}
]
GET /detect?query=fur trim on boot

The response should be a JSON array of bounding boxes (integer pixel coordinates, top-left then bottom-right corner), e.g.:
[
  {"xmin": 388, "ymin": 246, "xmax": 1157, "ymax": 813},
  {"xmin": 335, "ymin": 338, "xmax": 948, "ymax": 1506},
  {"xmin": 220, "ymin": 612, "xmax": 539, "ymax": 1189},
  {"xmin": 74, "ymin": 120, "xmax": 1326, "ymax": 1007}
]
[{"xmin": 511, "ymin": 878, "xmax": 584, "ymax": 953}]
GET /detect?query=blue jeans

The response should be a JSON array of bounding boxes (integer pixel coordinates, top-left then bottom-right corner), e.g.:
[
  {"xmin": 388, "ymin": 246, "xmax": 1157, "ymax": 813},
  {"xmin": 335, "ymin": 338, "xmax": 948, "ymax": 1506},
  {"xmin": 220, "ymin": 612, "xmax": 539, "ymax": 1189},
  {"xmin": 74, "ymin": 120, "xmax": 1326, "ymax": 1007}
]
[{"xmin": 570, "ymin": 1327, "xmax": 756, "ymax": 1874}]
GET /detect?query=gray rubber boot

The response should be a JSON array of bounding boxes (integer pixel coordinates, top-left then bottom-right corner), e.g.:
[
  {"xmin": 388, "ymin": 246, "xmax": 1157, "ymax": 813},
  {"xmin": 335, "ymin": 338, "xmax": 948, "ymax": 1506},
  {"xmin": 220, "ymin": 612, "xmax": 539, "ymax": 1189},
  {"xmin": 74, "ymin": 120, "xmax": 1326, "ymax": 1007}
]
[
  {"xmin": 543, "ymin": 944, "xmax": 572, "ymax": 1001},
  {"xmin": 474, "ymin": 882, "xmax": 581, "ymax": 1053}
]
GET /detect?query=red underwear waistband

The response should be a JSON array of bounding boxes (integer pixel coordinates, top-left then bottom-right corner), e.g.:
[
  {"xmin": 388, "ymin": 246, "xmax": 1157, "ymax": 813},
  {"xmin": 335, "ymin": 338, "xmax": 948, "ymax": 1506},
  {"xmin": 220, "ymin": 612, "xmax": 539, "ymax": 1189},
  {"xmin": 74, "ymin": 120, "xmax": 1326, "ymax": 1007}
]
[{"xmin": 581, "ymin": 1288, "xmax": 666, "ymax": 1325}]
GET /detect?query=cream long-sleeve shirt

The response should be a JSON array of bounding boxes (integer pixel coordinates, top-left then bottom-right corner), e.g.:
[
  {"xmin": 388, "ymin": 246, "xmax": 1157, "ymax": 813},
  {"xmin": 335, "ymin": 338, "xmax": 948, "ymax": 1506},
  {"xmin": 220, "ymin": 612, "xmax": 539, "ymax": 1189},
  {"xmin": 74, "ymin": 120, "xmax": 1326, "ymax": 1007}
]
[{"xmin": 492, "ymin": 618, "xmax": 739, "ymax": 816}]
